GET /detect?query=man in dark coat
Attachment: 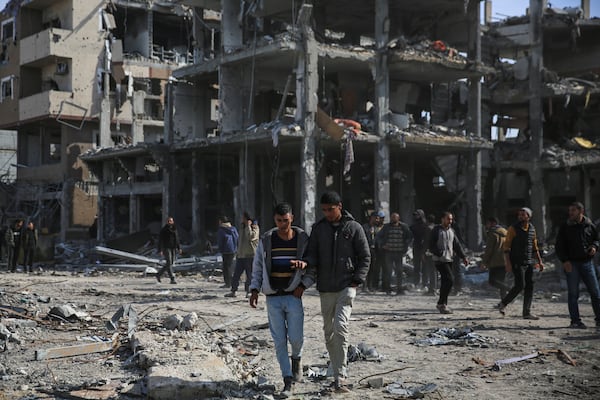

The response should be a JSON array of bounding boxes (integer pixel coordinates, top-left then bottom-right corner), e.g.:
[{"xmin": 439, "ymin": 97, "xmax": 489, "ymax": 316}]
[
  {"xmin": 555, "ymin": 202, "xmax": 600, "ymax": 329},
  {"xmin": 217, "ymin": 215, "xmax": 239, "ymax": 288},
  {"xmin": 157, "ymin": 216, "xmax": 181, "ymax": 284},
  {"xmin": 304, "ymin": 191, "xmax": 370, "ymax": 393},
  {"xmin": 22, "ymin": 221, "xmax": 38, "ymax": 273},
  {"xmin": 6, "ymin": 219, "xmax": 23, "ymax": 272}
]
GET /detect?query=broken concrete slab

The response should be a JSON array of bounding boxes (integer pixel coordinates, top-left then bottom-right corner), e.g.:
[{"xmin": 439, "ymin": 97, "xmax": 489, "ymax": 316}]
[
  {"xmin": 163, "ymin": 314, "xmax": 183, "ymax": 331},
  {"xmin": 146, "ymin": 353, "xmax": 236, "ymax": 400},
  {"xmin": 181, "ymin": 312, "xmax": 198, "ymax": 331},
  {"xmin": 35, "ymin": 334, "xmax": 119, "ymax": 361},
  {"xmin": 0, "ymin": 318, "xmax": 37, "ymax": 328}
]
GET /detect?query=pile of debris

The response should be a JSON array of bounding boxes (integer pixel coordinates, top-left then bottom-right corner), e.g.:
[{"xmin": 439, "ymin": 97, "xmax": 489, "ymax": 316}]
[{"xmin": 411, "ymin": 326, "xmax": 498, "ymax": 347}]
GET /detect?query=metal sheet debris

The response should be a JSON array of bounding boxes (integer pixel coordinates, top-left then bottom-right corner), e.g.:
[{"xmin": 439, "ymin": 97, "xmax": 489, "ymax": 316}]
[{"xmin": 412, "ymin": 327, "xmax": 497, "ymax": 347}]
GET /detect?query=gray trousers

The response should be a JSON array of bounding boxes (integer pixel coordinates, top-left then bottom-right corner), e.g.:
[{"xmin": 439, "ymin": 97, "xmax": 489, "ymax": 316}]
[
  {"xmin": 159, "ymin": 248, "xmax": 176, "ymax": 279},
  {"xmin": 320, "ymin": 287, "xmax": 356, "ymax": 380}
]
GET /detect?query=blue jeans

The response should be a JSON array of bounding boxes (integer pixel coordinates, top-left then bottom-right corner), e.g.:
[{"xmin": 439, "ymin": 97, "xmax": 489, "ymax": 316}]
[
  {"xmin": 565, "ymin": 260, "xmax": 600, "ymax": 324},
  {"xmin": 266, "ymin": 295, "xmax": 304, "ymax": 378}
]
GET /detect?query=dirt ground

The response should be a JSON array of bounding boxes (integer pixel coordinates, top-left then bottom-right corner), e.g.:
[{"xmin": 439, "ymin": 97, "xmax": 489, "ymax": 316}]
[{"xmin": 1, "ymin": 265, "xmax": 599, "ymax": 400}]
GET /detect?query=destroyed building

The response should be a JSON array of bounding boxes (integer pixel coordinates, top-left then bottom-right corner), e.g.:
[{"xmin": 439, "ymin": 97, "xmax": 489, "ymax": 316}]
[
  {"xmin": 0, "ymin": 0, "xmax": 193, "ymax": 242},
  {"xmin": 82, "ymin": 0, "xmax": 495, "ymax": 249},
  {"xmin": 485, "ymin": 0, "xmax": 600, "ymax": 239}
]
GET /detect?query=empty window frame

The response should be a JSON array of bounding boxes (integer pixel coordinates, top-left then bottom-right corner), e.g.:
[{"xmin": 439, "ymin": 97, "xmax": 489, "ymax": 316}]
[
  {"xmin": 1, "ymin": 18, "xmax": 15, "ymax": 42},
  {"xmin": 0, "ymin": 76, "xmax": 13, "ymax": 102}
]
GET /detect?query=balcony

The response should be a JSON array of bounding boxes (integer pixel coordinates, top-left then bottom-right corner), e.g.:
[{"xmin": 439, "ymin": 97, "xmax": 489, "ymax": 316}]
[
  {"xmin": 19, "ymin": 90, "xmax": 72, "ymax": 121},
  {"xmin": 20, "ymin": 28, "xmax": 72, "ymax": 67}
]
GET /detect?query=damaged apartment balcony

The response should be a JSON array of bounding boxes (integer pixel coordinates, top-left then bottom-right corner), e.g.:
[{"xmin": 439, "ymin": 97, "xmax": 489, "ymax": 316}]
[
  {"xmin": 19, "ymin": 90, "xmax": 73, "ymax": 122},
  {"xmin": 19, "ymin": 28, "xmax": 72, "ymax": 67}
]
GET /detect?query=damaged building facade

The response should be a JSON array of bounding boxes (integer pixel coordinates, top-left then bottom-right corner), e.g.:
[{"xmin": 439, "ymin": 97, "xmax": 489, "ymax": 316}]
[
  {"xmin": 0, "ymin": 0, "xmax": 193, "ymax": 241},
  {"xmin": 84, "ymin": 0, "xmax": 494, "ymax": 249},
  {"xmin": 485, "ymin": 0, "xmax": 600, "ymax": 239}
]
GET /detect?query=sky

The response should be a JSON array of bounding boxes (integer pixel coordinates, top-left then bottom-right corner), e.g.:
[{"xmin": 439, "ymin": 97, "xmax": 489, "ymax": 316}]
[{"xmin": 0, "ymin": 0, "xmax": 598, "ymax": 18}]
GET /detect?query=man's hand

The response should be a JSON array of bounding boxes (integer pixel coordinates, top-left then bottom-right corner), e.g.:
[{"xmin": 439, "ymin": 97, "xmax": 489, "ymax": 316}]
[
  {"xmin": 463, "ymin": 258, "xmax": 469, "ymax": 267},
  {"xmin": 589, "ymin": 246, "xmax": 597, "ymax": 257},
  {"xmin": 505, "ymin": 261, "xmax": 512, "ymax": 273},
  {"xmin": 159, "ymin": 251, "xmax": 163, "ymax": 256},
  {"xmin": 563, "ymin": 261, "xmax": 573, "ymax": 273},
  {"xmin": 290, "ymin": 260, "xmax": 307, "ymax": 270},
  {"xmin": 480, "ymin": 263, "xmax": 488, "ymax": 271},
  {"xmin": 249, "ymin": 291, "xmax": 259, "ymax": 308},
  {"xmin": 178, "ymin": 249, "xmax": 182, "ymax": 255},
  {"xmin": 293, "ymin": 286, "xmax": 305, "ymax": 298}
]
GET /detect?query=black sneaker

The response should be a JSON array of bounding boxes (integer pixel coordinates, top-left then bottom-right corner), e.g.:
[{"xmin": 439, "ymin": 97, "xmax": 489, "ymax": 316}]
[
  {"xmin": 523, "ymin": 314, "xmax": 540, "ymax": 320},
  {"xmin": 569, "ymin": 321, "xmax": 587, "ymax": 329},
  {"xmin": 156, "ymin": 274, "xmax": 161, "ymax": 283},
  {"xmin": 170, "ymin": 279, "xmax": 177, "ymax": 284}
]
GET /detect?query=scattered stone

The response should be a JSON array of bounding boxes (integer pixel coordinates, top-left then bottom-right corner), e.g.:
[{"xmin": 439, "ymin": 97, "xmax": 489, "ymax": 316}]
[
  {"xmin": 163, "ymin": 314, "xmax": 183, "ymax": 330},
  {"xmin": 37, "ymin": 296, "xmax": 51, "ymax": 303},
  {"xmin": 0, "ymin": 324, "xmax": 11, "ymax": 340},
  {"xmin": 181, "ymin": 312, "xmax": 198, "ymax": 331},
  {"xmin": 367, "ymin": 377, "xmax": 385, "ymax": 388}
]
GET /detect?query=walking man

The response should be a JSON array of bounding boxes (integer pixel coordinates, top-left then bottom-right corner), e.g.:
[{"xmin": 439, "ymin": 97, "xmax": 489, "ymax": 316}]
[
  {"xmin": 157, "ymin": 216, "xmax": 180, "ymax": 284},
  {"xmin": 362, "ymin": 211, "xmax": 384, "ymax": 292},
  {"xmin": 217, "ymin": 216, "xmax": 239, "ymax": 288},
  {"xmin": 377, "ymin": 212, "xmax": 413, "ymax": 294},
  {"xmin": 6, "ymin": 219, "xmax": 23, "ymax": 272},
  {"xmin": 249, "ymin": 203, "xmax": 313, "ymax": 397},
  {"xmin": 481, "ymin": 217, "xmax": 510, "ymax": 299},
  {"xmin": 410, "ymin": 209, "xmax": 429, "ymax": 288},
  {"xmin": 555, "ymin": 202, "xmax": 600, "ymax": 329},
  {"xmin": 227, "ymin": 212, "xmax": 260, "ymax": 297},
  {"xmin": 22, "ymin": 221, "xmax": 38, "ymax": 273},
  {"xmin": 429, "ymin": 212, "xmax": 468, "ymax": 314},
  {"xmin": 305, "ymin": 191, "xmax": 370, "ymax": 393},
  {"xmin": 498, "ymin": 207, "xmax": 544, "ymax": 319}
]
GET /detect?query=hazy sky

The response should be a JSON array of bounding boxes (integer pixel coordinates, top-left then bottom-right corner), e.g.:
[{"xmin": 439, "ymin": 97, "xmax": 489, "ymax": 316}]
[{"xmin": 0, "ymin": 0, "xmax": 597, "ymax": 22}]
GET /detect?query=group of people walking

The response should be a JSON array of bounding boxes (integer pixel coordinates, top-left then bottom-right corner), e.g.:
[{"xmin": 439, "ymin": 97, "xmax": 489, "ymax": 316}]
[
  {"xmin": 2, "ymin": 219, "xmax": 38, "ymax": 273},
  {"xmin": 157, "ymin": 197, "xmax": 599, "ymax": 398}
]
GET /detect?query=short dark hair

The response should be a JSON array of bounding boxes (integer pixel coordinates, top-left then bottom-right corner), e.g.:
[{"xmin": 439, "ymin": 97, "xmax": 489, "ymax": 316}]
[
  {"xmin": 219, "ymin": 215, "xmax": 230, "ymax": 223},
  {"xmin": 570, "ymin": 202, "xmax": 584, "ymax": 211},
  {"xmin": 274, "ymin": 203, "xmax": 293, "ymax": 216},
  {"xmin": 320, "ymin": 191, "xmax": 342, "ymax": 205},
  {"xmin": 442, "ymin": 211, "xmax": 453, "ymax": 219},
  {"xmin": 487, "ymin": 216, "xmax": 499, "ymax": 224}
]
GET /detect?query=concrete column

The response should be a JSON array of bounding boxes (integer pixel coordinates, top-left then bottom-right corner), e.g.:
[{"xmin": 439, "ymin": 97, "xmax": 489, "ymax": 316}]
[
  {"xmin": 97, "ymin": 195, "xmax": 104, "ymax": 241},
  {"xmin": 129, "ymin": 194, "xmax": 138, "ymax": 233},
  {"xmin": 529, "ymin": 0, "xmax": 547, "ymax": 241},
  {"xmin": 374, "ymin": 0, "xmax": 391, "ymax": 219},
  {"xmin": 191, "ymin": 151, "xmax": 204, "ymax": 242},
  {"xmin": 161, "ymin": 154, "xmax": 172, "ymax": 223},
  {"xmin": 298, "ymin": 5, "xmax": 318, "ymax": 232},
  {"xmin": 132, "ymin": 119, "xmax": 144, "ymax": 144},
  {"xmin": 60, "ymin": 180, "xmax": 73, "ymax": 242},
  {"xmin": 219, "ymin": 65, "xmax": 244, "ymax": 133},
  {"xmin": 238, "ymin": 146, "xmax": 256, "ymax": 216},
  {"xmin": 466, "ymin": 0, "xmax": 483, "ymax": 249},
  {"xmin": 164, "ymin": 82, "xmax": 175, "ymax": 144},
  {"xmin": 582, "ymin": 167, "xmax": 592, "ymax": 217},
  {"xmin": 193, "ymin": 7, "xmax": 206, "ymax": 62},
  {"xmin": 222, "ymin": 0, "xmax": 242, "ymax": 52}
]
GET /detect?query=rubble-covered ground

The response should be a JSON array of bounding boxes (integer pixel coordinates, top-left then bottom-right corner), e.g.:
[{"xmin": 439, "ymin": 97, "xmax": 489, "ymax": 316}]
[{"xmin": 1, "ymin": 266, "xmax": 599, "ymax": 400}]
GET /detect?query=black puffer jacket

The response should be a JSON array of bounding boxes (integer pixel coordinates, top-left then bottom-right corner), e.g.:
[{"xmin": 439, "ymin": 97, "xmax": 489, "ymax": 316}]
[
  {"xmin": 305, "ymin": 210, "xmax": 371, "ymax": 292},
  {"xmin": 158, "ymin": 224, "xmax": 180, "ymax": 252},
  {"xmin": 555, "ymin": 216, "xmax": 599, "ymax": 263}
]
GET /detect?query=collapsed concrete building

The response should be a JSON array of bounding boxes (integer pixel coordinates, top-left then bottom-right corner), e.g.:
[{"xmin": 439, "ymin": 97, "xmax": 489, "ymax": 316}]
[
  {"xmin": 82, "ymin": 0, "xmax": 495, "ymax": 249},
  {"xmin": 485, "ymin": 0, "xmax": 600, "ymax": 239},
  {"xmin": 0, "ymin": 0, "xmax": 193, "ymax": 242},
  {"xmin": 4, "ymin": 0, "xmax": 598, "ymax": 253}
]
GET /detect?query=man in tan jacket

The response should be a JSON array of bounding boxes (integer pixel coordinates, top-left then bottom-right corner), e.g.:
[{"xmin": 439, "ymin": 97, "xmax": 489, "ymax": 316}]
[
  {"xmin": 226, "ymin": 212, "xmax": 260, "ymax": 297},
  {"xmin": 480, "ymin": 217, "xmax": 509, "ymax": 299}
]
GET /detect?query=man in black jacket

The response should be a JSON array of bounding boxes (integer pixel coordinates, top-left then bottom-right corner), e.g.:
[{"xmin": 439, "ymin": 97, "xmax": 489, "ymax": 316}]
[
  {"xmin": 157, "ymin": 216, "xmax": 181, "ymax": 284},
  {"xmin": 304, "ymin": 191, "xmax": 370, "ymax": 393},
  {"xmin": 377, "ymin": 213, "xmax": 413, "ymax": 294},
  {"xmin": 22, "ymin": 221, "xmax": 38, "ymax": 273},
  {"xmin": 555, "ymin": 202, "xmax": 600, "ymax": 329}
]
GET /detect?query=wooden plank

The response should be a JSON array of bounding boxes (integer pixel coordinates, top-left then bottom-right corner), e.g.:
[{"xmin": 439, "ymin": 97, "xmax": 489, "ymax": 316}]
[{"xmin": 36, "ymin": 334, "xmax": 118, "ymax": 361}]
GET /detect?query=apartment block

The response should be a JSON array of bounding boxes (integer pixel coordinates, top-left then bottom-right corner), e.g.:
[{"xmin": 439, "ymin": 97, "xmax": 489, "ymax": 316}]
[{"xmin": 0, "ymin": 0, "xmax": 192, "ymax": 241}]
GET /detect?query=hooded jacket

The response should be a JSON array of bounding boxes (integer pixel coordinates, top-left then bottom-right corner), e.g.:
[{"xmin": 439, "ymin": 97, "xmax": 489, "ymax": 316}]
[
  {"xmin": 555, "ymin": 216, "xmax": 599, "ymax": 263},
  {"xmin": 158, "ymin": 223, "xmax": 180, "ymax": 252},
  {"xmin": 217, "ymin": 222, "xmax": 239, "ymax": 254},
  {"xmin": 481, "ymin": 225, "xmax": 507, "ymax": 268},
  {"xmin": 304, "ymin": 210, "xmax": 371, "ymax": 292},
  {"xmin": 249, "ymin": 226, "xmax": 313, "ymax": 295}
]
